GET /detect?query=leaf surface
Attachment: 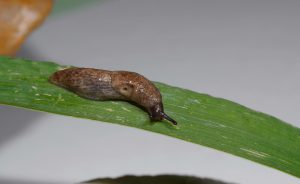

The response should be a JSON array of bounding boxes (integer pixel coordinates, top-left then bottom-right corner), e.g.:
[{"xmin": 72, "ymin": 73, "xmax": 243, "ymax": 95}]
[{"xmin": 0, "ymin": 56, "xmax": 299, "ymax": 177}]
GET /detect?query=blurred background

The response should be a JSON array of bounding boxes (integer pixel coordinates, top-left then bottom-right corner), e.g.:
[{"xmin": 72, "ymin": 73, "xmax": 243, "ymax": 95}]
[{"xmin": 0, "ymin": 0, "xmax": 300, "ymax": 183}]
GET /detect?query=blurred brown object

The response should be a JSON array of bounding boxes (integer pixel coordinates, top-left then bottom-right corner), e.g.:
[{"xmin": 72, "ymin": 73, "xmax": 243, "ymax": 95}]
[{"xmin": 0, "ymin": 0, "xmax": 53, "ymax": 56}]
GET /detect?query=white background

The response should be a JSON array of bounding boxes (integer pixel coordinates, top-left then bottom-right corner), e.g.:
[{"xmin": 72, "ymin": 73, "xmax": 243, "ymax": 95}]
[{"xmin": 0, "ymin": 0, "xmax": 300, "ymax": 183}]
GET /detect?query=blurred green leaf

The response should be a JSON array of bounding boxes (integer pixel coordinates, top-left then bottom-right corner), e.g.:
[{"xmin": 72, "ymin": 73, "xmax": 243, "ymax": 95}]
[
  {"xmin": 0, "ymin": 56, "xmax": 299, "ymax": 178},
  {"xmin": 51, "ymin": 0, "xmax": 106, "ymax": 16}
]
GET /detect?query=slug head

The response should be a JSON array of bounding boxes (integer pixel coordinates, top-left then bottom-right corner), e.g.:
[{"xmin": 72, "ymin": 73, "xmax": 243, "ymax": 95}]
[
  {"xmin": 149, "ymin": 103, "xmax": 177, "ymax": 125},
  {"xmin": 111, "ymin": 71, "xmax": 177, "ymax": 125}
]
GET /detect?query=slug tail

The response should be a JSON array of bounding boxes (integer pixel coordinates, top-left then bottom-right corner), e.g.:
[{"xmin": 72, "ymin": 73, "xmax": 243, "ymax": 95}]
[
  {"xmin": 49, "ymin": 71, "xmax": 64, "ymax": 86},
  {"xmin": 49, "ymin": 68, "xmax": 73, "ymax": 88}
]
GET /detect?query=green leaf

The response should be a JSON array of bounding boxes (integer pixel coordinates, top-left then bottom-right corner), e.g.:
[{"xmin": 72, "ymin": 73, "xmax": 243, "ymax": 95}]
[
  {"xmin": 0, "ymin": 56, "xmax": 300, "ymax": 177},
  {"xmin": 51, "ymin": 0, "xmax": 106, "ymax": 16}
]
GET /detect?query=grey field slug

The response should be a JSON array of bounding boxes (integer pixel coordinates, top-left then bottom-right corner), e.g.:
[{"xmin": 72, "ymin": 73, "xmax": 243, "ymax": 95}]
[{"xmin": 49, "ymin": 68, "xmax": 177, "ymax": 125}]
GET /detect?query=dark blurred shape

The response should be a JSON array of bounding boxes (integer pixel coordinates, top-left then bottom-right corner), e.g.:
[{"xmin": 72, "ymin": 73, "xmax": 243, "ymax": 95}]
[{"xmin": 83, "ymin": 175, "xmax": 235, "ymax": 184}]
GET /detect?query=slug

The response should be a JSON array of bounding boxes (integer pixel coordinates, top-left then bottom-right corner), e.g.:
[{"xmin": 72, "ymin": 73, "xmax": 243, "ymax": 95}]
[{"xmin": 49, "ymin": 68, "xmax": 177, "ymax": 125}]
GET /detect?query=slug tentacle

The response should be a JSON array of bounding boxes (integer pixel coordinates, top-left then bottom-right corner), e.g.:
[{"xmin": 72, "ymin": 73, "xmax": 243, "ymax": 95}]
[
  {"xmin": 49, "ymin": 67, "xmax": 177, "ymax": 125},
  {"xmin": 161, "ymin": 112, "xmax": 177, "ymax": 125}
]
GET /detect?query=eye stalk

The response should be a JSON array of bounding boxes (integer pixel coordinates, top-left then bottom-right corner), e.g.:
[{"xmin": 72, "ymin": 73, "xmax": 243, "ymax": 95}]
[
  {"xmin": 149, "ymin": 103, "xmax": 177, "ymax": 125},
  {"xmin": 160, "ymin": 111, "xmax": 178, "ymax": 125}
]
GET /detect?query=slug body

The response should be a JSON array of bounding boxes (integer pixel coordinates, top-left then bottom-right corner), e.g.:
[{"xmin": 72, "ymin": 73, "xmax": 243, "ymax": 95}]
[{"xmin": 49, "ymin": 68, "xmax": 177, "ymax": 125}]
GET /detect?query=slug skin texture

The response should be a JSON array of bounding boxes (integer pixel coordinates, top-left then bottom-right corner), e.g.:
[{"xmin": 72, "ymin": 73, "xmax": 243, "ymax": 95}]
[{"xmin": 49, "ymin": 68, "xmax": 177, "ymax": 125}]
